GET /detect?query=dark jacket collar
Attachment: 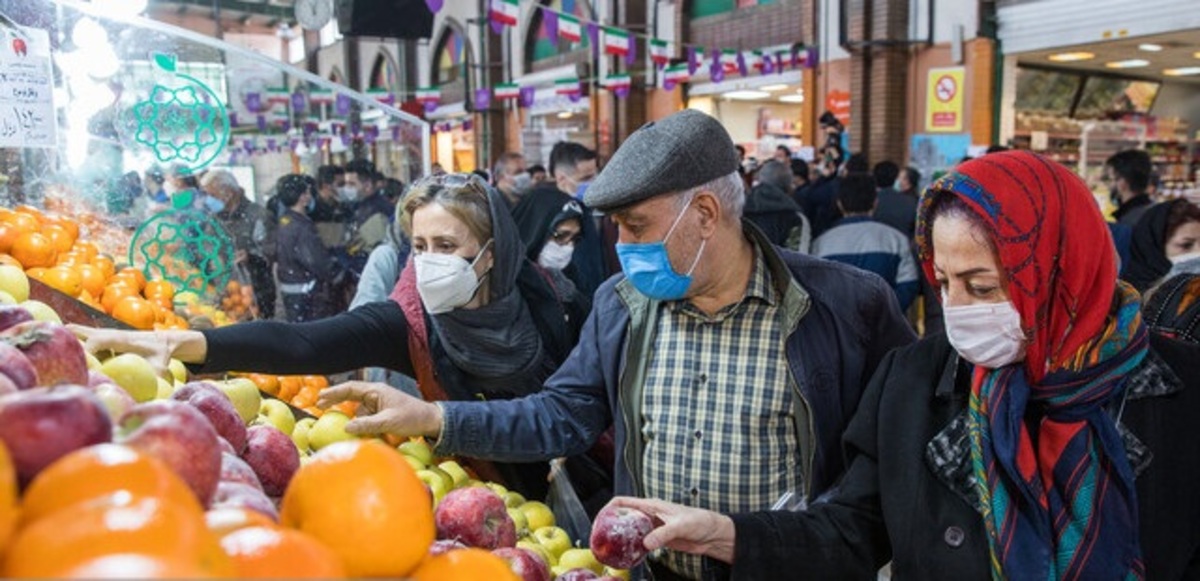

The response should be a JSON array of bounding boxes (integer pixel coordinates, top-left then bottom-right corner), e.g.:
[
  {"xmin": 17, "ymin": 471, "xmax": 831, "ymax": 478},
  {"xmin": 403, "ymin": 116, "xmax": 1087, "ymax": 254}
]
[{"xmin": 1113, "ymin": 193, "xmax": 1152, "ymax": 221}]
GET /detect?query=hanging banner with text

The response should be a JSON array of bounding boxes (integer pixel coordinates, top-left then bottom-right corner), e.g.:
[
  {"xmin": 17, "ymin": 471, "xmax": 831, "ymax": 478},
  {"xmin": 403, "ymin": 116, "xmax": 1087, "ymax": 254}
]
[{"xmin": 925, "ymin": 67, "xmax": 964, "ymax": 133}]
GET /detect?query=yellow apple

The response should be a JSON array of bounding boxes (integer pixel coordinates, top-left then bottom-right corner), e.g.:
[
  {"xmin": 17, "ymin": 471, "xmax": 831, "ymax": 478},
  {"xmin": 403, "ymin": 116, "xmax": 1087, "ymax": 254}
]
[
  {"xmin": 217, "ymin": 378, "xmax": 262, "ymax": 424},
  {"xmin": 85, "ymin": 351, "xmax": 102, "ymax": 371},
  {"xmin": 398, "ymin": 438, "xmax": 434, "ymax": 467},
  {"xmin": 292, "ymin": 416, "xmax": 316, "ymax": 453},
  {"xmin": 485, "ymin": 482, "xmax": 508, "ymax": 498},
  {"xmin": 155, "ymin": 376, "xmax": 173, "ymax": 399},
  {"xmin": 256, "ymin": 398, "xmax": 296, "ymax": 435},
  {"xmin": 20, "ymin": 300, "xmax": 60, "ymax": 323},
  {"xmin": 437, "ymin": 460, "xmax": 470, "ymax": 488},
  {"xmin": 520, "ymin": 500, "xmax": 555, "ymax": 532},
  {"xmin": 168, "ymin": 358, "xmax": 188, "ymax": 384},
  {"xmin": 604, "ymin": 566, "xmax": 631, "ymax": 580},
  {"xmin": 531, "ymin": 525, "xmax": 572, "ymax": 560},
  {"xmin": 99, "ymin": 353, "xmax": 158, "ymax": 402},
  {"xmin": 417, "ymin": 468, "xmax": 453, "ymax": 504},
  {"xmin": 517, "ymin": 539, "xmax": 556, "ymax": 566},
  {"xmin": 508, "ymin": 507, "xmax": 528, "ymax": 535},
  {"xmin": 307, "ymin": 410, "xmax": 354, "ymax": 450},
  {"xmin": 558, "ymin": 548, "xmax": 603, "ymax": 574},
  {"xmin": 0, "ymin": 265, "xmax": 29, "ymax": 302},
  {"xmin": 504, "ymin": 491, "xmax": 526, "ymax": 509},
  {"xmin": 0, "ymin": 290, "xmax": 16, "ymax": 305}
]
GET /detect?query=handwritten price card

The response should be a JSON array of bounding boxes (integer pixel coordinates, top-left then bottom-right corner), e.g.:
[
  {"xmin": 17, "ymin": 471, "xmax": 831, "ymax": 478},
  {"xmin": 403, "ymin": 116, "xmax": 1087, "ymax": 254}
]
[{"xmin": 0, "ymin": 26, "xmax": 55, "ymax": 148}]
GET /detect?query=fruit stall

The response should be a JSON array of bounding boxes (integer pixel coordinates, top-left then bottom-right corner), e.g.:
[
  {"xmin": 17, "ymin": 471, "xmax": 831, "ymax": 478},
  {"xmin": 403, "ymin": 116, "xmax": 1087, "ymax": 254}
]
[{"xmin": 0, "ymin": 1, "xmax": 650, "ymax": 579}]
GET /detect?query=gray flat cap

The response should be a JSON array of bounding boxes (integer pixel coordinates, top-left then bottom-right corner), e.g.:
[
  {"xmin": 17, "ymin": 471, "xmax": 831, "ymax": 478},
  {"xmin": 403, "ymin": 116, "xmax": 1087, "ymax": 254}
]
[{"xmin": 584, "ymin": 109, "xmax": 740, "ymax": 211}]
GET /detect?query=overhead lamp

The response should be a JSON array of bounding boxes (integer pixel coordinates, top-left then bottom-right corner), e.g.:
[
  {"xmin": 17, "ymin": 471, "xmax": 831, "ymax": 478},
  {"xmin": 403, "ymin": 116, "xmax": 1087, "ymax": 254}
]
[
  {"xmin": 557, "ymin": 110, "xmax": 573, "ymax": 119},
  {"xmin": 1164, "ymin": 66, "xmax": 1200, "ymax": 76},
  {"xmin": 1047, "ymin": 51, "xmax": 1094, "ymax": 62},
  {"xmin": 1104, "ymin": 59, "xmax": 1150, "ymax": 69},
  {"xmin": 779, "ymin": 94, "xmax": 805, "ymax": 103},
  {"xmin": 1138, "ymin": 43, "xmax": 1163, "ymax": 52},
  {"xmin": 724, "ymin": 90, "xmax": 769, "ymax": 100},
  {"xmin": 760, "ymin": 84, "xmax": 789, "ymax": 92},
  {"xmin": 1194, "ymin": 51, "xmax": 1200, "ymax": 59}
]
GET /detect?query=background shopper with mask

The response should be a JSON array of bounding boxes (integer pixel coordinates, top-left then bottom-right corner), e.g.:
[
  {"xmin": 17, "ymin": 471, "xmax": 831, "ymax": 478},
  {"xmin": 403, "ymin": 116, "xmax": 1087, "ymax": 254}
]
[
  {"xmin": 1124, "ymin": 198, "xmax": 1200, "ymax": 293},
  {"xmin": 492, "ymin": 151, "xmax": 532, "ymax": 208},
  {"xmin": 274, "ymin": 174, "xmax": 339, "ymax": 322},
  {"xmin": 75, "ymin": 173, "xmax": 586, "ymax": 500},
  {"xmin": 512, "ymin": 190, "xmax": 591, "ymax": 327},
  {"xmin": 310, "ymin": 110, "xmax": 915, "ymax": 580},
  {"xmin": 548, "ymin": 141, "xmax": 613, "ymax": 296},
  {"xmin": 605, "ymin": 151, "xmax": 1200, "ymax": 580},
  {"xmin": 200, "ymin": 170, "xmax": 278, "ymax": 320}
]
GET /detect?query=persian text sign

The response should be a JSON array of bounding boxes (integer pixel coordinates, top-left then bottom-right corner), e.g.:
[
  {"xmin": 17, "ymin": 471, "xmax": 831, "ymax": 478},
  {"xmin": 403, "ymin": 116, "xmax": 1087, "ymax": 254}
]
[{"xmin": 925, "ymin": 67, "xmax": 964, "ymax": 133}]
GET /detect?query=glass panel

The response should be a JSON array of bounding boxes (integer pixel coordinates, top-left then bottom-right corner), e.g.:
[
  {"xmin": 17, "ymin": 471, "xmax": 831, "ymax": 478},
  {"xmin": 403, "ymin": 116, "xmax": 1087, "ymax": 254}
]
[
  {"xmin": 435, "ymin": 28, "xmax": 465, "ymax": 85},
  {"xmin": 1075, "ymin": 77, "xmax": 1159, "ymax": 119},
  {"xmin": 1014, "ymin": 67, "xmax": 1080, "ymax": 115}
]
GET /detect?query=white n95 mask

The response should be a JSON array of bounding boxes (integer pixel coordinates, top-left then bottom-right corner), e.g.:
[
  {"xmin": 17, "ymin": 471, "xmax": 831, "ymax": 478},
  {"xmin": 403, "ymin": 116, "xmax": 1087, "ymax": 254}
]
[
  {"xmin": 414, "ymin": 240, "xmax": 492, "ymax": 314},
  {"xmin": 537, "ymin": 242, "xmax": 574, "ymax": 271},
  {"xmin": 943, "ymin": 299, "xmax": 1026, "ymax": 369}
]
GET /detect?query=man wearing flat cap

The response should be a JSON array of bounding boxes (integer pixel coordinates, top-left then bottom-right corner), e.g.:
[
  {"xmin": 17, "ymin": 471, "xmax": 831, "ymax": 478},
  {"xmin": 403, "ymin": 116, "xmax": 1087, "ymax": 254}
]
[{"xmin": 321, "ymin": 110, "xmax": 915, "ymax": 580}]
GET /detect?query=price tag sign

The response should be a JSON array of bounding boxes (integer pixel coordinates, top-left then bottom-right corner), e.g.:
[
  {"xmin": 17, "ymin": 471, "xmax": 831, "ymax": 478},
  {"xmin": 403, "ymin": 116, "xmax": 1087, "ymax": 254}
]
[{"xmin": 0, "ymin": 26, "xmax": 55, "ymax": 148}]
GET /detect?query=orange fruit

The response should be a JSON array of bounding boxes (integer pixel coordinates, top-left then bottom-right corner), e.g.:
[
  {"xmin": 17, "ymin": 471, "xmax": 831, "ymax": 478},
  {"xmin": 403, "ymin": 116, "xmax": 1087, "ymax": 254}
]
[
  {"xmin": 112, "ymin": 295, "xmax": 157, "ymax": 330},
  {"xmin": 412, "ymin": 548, "xmax": 520, "ymax": 581},
  {"xmin": 41, "ymin": 224, "xmax": 75, "ymax": 254},
  {"xmin": 10, "ymin": 231, "xmax": 57, "ymax": 268},
  {"xmin": 145, "ymin": 279, "xmax": 175, "ymax": 301},
  {"xmin": 302, "ymin": 375, "xmax": 329, "ymax": 390},
  {"xmin": 219, "ymin": 525, "xmax": 347, "ymax": 578},
  {"xmin": 3, "ymin": 493, "xmax": 233, "ymax": 578},
  {"xmin": 78, "ymin": 290, "xmax": 103, "ymax": 312},
  {"xmin": 277, "ymin": 376, "xmax": 302, "ymax": 402},
  {"xmin": 2, "ymin": 211, "xmax": 39, "ymax": 233},
  {"xmin": 41, "ymin": 265, "xmax": 82, "ymax": 297},
  {"xmin": 55, "ymin": 251, "xmax": 84, "ymax": 266},
  {"xmin": 59, "ymin": 553, "xmax": 219, "ymax": 579},
  {"xmin": 332, "ymin": 401, "xmax": 359, "ymax": 417},
  {"xmin": 205, "ymin": 507, "xmax": 278, "ymax": 538},
  {"xmin": 76, "ymin": 263, "xmax": 106, "ymax": 298},
  {"xmin": 24, "ymin": 267, "xmax": 47, "ymax": 282},
  {"xmin": 0, "ymin": 224, "xmax": 19, "ymax": 254},
  {"xmin": 0, "ymin": 443, "xmax": 17, "ymax": 555},
  {"xmin": 100, "ymin": 281, "xmax": 138, "ymax": 313},
  {"xmin": 43, "ymin": 214, "xmax": 79, "ymax": 241},
  {"xmin": 13, "ymin": 205, "xmax": 44, "ymax": 223},
  {"xmin": 92, "ymin": 254, "xmax": 116, "ymax": 281},
  {"xmin": 292, "ymin": 392, "xmax": 317, "ymax": 409},
  {"xmin": 118, "ymin": 267, "xmax": 147, "ymax": 292},
  {"xmin": 280, "ymin": 440, "xmax": 435, "ymax": 577},
  {"xmin": 72, "ymin": 240, "xmax": 99, "ymax": 262},
  {"xmin": 245, "ymin": 374, "xmax": 280, "ymax": 396},
  {"xmin": 21, "ymin": 444, "xmax": 203, "ymax": 526}
]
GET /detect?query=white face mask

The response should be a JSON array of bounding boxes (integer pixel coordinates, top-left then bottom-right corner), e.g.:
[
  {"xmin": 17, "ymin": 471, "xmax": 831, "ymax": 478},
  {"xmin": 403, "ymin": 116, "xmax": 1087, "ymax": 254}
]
[
  {"xmin": 538, "ymin": 241, "xmax": 574, "ymax": 271},
  {"xmin": 510, "ymin": 172, "xmax": 533, "ymax": 196},
  {"xmin": 1169, "ymin": 251, "xmax": 1200, "ymax": 265},
  {"xmin": 337, "ymin": 185, "xmax": 358, "ymax": 202},
  {"xmin": 943, "ymin": 298, "xmax": 1027, "ymax": 369},
  {"xmin": 413, "ymin": 240, "xmax": 492, "ymax": 314}
]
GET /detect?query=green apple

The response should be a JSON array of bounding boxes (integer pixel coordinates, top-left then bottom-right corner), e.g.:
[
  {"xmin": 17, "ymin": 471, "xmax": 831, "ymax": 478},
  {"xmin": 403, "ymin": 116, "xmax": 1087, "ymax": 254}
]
[
  {"xmin": 402, "ymin": 454, "xmax": 425, "ymax": 472},
  {"xmin": 558, "ymin": 548, "xmax": 603, "ymax": 574},
  {"xmin": 257, "ymin": 398, "xmax": 296, "ymax": 435},
  {"xmin": 292, "ymin": 417, "xmax": 317, "ymax": 453},
  {"xmin": 0, "ymin": 265, "xmax": 29, "ymax": 302},
  {"xmin": 437, "ymin": 460, "xmax": 470, "ymax": 488},
  {"xmin": 531, "ymin": 525, "xmax": 572, "ymax": 560},
  {"xmin": 416, "ymin": 468, "xmax": 452, "ymax": 504},
  {"xmin": 551, "ymin": 565, "xmax": 570, "ymax": 578},
  {"xmin": 168, "ymin": 358, "xmax": 188, "ymax": 384},
  {"xmin": 307, "ymin": 410, "xmax": 354, "ymax": 450},
  {"xmin": 85, "ymin": 351, "xmax": 102, "ymax": 371},
  {"xmin": 155, "ymin": 376, "xmax": 173, "ymax": 399},
  {"xmin": 218, "ymin": 378, "xmax": 262, "ymax": 424},
  {"xmin": 397, "ymin": 439, "xmax": 433, "ymax": 467},
  {"xmin": 507, "ymin": 507, "xmax": 528, "ymax": 535},
  {"xmin": 20, "ymin": 300, "xmax": 61, "ymax": 323},
  {"xmin": 604, "ymin": 567, "xmax": 631, "ymax": 580},
  {"xmin": 0, "ymin": 290, "xmax": 17, "ymax": 305},
  {"xmin": 504, "ymin": 491, "xmax": 526, "ymax": 509},
  {"xmin": 518, "ymin": 539, "xmax": 556, "ymax": 566},
  {"xmin": 520, "ymin": 500, "xmax": 555, "ymax": 532},
  {"xmin": 99, "ymin": 353, "xmax": 158, "ymax": 402},
  {"xmin": 485, "ymin": 482, "xmax": 508, "ymax": 498}
]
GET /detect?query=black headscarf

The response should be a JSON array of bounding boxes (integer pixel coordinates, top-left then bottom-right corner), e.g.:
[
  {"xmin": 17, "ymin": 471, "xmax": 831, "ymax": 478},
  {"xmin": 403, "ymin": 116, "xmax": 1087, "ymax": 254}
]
[
  {"xmin": 1125, "ymin": 200, "xmax": 1176, "ymax": 292},
  {"xmin": 511, "ymin": 183, "xmax": 580, "ymax": 261}
]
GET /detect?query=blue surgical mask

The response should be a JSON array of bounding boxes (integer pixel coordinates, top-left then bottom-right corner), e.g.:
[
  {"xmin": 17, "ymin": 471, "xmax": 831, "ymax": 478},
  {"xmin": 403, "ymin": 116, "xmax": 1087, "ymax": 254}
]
[
  {"xmin": 574, "ymin": 180, "xmax": 591, "ymax": 201},
  {"xmin": 615, "ymin": 198, "xmax": 706, "ymax": 301},
  {"xmin": 202, "ymin": 195, "xmax": 225, "ymax": 214},
  {"xmin": 306, "ymin": 194, "xmax": 317, "ymax": 213}
]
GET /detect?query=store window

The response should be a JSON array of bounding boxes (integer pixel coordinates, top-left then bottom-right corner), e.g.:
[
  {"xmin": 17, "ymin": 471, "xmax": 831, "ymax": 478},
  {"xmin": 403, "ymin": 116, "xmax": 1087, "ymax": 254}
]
[
  {"xmin": 433, "ymin": 26, "xmax": 466, "ymax": 86},
  {"xmin": 1014, "ymin": 68, "xmax": 1080, "ymax": 116},
  {"xmin": 1075, "ymin": 77, "xmax": 1159, "ymax": 119},
  {"xmin": 368, "ymin": 52, "xmax": 398, "ymax": 92},
  {"xmin": 527, "ymin": 0, "xmax": 593, "ymax": 65}
]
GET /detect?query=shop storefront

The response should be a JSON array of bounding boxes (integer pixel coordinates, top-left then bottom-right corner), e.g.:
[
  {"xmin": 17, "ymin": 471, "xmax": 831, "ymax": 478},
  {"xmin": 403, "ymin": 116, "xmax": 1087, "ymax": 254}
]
[
  {"xmin": 427, "ymin": 22, "xmax": 477, "ymax": 172},
  {"xmin": 686, "ymin": 69, "xmax": 810, "ymax": 163}
]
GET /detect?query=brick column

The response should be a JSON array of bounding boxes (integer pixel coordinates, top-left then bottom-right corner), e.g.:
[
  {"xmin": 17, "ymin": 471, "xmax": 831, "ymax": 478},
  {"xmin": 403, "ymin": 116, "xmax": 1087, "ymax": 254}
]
[{"xmin": 847, "ymin": 0, "xmax": 909, "ymax": 166}]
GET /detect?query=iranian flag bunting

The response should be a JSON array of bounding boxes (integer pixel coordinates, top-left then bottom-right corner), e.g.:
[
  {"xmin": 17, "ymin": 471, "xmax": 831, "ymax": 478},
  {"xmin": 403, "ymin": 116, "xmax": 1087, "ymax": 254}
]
[
  {"xmin": 415, "ymin": 87, "xmax": 440, "ymax": 104},
  {"xmin": 308, "ymin": 89, "xmax": 334, "ymax": 105},
  {"xmin": 649, "ymin": 39, "xmax": 671, "ymax": 66},
  {"xmin": 602, "ymin": 73, "xmax": 631, "ymax": 90},
  {"xmin": 555, "ymin": 78, "xmax": 582, "ymax": 95},
  {"xmin": 366, "ymin": 88, "xmax": 394, "ymax": 105},
  {"xmin": 559, "ymin": 14, "xmax": 582, "ymax": 42},
  {"xmin": 603, "ymin": 27, "xmax": 629, "ymax": 56},
  {"xmin": 664, "ymin": 64, "xmax": 689, "ymax": 83},
  {"xmin": 493, "ymin": 83, "xmax": 521, "ymax": 100},
  {"xmin": 489, "ymin": 0, "xmax": 518, "ymax": 27},
  {"xmin": 266, "ymin": 87, "xmax": 289, "ymax": 105}
]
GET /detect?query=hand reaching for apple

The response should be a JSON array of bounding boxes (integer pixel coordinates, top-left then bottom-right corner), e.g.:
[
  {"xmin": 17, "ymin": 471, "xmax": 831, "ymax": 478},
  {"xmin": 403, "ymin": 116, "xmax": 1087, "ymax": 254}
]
[
  {"xmin": 603, "ymin": 496, "xmax": 737, "ymax": 565},
  {"xmin": 317, "ymin": 381, "xmax": 443, "ymax": 439},
  {"xmin": 70, "ymin": 325, "xmax": 205, "ymax": 380}
]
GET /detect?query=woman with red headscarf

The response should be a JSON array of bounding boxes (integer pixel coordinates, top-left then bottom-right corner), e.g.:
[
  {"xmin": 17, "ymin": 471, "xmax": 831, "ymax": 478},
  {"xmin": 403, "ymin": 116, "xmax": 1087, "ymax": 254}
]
[{"xmin": 605, "ymin": 151, "xmax": 1200, "ymax": 579}]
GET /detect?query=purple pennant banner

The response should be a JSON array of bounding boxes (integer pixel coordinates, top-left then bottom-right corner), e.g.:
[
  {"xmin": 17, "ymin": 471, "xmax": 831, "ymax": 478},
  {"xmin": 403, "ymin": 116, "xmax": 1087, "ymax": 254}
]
[
  {"xmin": 586, "ymin": 23, "xmax": 599, "ymax": 58},
  {"xmin": 776, "ymin": 53, "xmax": 785, "ymax": 74},
  {"xmin": 626, "ymin": 35, "xmax": 637, "ymax": 65},
  {"xmin": 392, "ymin": 126, "xmax": 401, "ymax": 141},
  {"xmin": 425, "ymin": 0, "xmax": 442, "ymax": 13},
  {"xmin": 280, "ymin": 121, "xmax": 291, "ymax": 133},
  {"xmin": 341, "ymin": 133, "xmax": 352, "ymax": 146},
  {"xmin": 266, "ymin": 138, "xmax": 277, "ymax": 152},
  {"xmin": 686, "ymin": 46, "xmax": 700, "ymax": 75},
  {"xmin": 568, "ymin": 92, "xmax": 582, "ymax": 103},
  {"xmin": 229, "ymin": 112, "xmax": 239, "ymax": 127},
  {"xmin": 291, "ymin": 92, "xmax": 306, "ymax": 113},
  {"xmin": 349, "ymin": 120, "xmax": 361, "ymax": 135},
  {"xmin": 335, "ymin": 93, "xmax": 351, "ymax": 116},
  {"xmin": 424, "ymin": 101, "xmax": 438, "ymax": 113},
  {"xmin": 543, "ymin": 9, "xmax": 558, "ymax": 40},
  {"xmin": 662, "ymin": 79, "xmax": 676, "ymax": 91},
  {"xmin": 518, "ymin": 86, "xmax": 535, "ymax": 108},
  {"xmin": 303, "ymin": 122, "xmax": 318, "ymax": 136},
  {"xmin": 242, "ymin": 139, "xmax": 253, "ymax": 153},
  {"xmin": 614, "ymin": 86, "xmax": 629, "ymax": 99},
  {"xmin": 762, "ymin": 54, "xmax": 774, "ymax": 74},
  {"xmin": 736, "ymin": 51, "xmax": 747, "ymax": 77},
  {"xmin": 256, "ymin": 115, "xmax": 266, "ymax": 131},
  {"xmin": 710, "ymin": 62, "xmax": 725, "ymax": 83},
  {"xmin": 244, "ymin": 92, "xmax": 262, "ymax": 113},
  {"xmin": 491, "ymin": 19, "xmax": 504, "ymax": 34},
  {"xmin": 474, "ymin": 87, "xmax": 491, "ymax": 110},
  {"xmin": 462, "ymin": 119, "xmax": 473, "ymax": 131}
]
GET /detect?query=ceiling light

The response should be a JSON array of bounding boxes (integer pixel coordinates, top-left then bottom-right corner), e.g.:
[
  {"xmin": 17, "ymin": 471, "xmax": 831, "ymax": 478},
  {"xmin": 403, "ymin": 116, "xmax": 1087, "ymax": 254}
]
[
  {"xmin": 779, "ymin": 94, "xmax": 805, "ymax": 103},
  {"xmin": 1138, "ymin": 43, "xmax": 1163, "ymax": 52},
  {"xmin": 556, "ymin": 111, "xmax": 573, "ymax": 119},
  {"xmin": 1105, "ymin": 59, "xmax": 1150, "ymax": 69},
  {"xmin": 1194, "ymin": 51, "xmax": 1200, "ymax": 59},
  {"xmin": 760, "ymin": 84, "xmax": 789, "ymax": 92},
  {"xmin": 1048, "ymin": 51, "xmax": 1094, "ymax": 62},
  {"xmin": 1164, "ymin": 66, "xmax": 1200, "ymax": 76},
  {"xmin": 724, "ymin": 90, "xmax": 769, "ymax": 100}
]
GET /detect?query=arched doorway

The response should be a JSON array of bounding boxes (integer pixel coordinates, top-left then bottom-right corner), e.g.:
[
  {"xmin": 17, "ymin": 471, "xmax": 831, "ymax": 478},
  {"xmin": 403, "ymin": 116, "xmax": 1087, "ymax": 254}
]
[
  {"xmin": 520, "ymin": 0, "xmax": 597, "ymax": 166},
  {"xmin": 429, "ymin": 20, "xmax": 476, "ymax": 172}
]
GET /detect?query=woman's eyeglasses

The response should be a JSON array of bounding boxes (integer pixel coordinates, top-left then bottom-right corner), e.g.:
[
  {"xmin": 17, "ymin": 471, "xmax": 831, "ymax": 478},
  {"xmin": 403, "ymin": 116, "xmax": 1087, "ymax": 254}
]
[{"xmin": 550, "ymin": 229, "xmax": 582, "ymax": 244}]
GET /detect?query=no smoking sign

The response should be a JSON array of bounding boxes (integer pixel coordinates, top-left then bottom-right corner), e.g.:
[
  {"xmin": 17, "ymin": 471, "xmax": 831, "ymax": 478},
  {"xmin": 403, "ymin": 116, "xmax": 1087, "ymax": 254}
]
[{"xmin": 935, "ymin": 75, "xmax": 957, "ymax": 103}]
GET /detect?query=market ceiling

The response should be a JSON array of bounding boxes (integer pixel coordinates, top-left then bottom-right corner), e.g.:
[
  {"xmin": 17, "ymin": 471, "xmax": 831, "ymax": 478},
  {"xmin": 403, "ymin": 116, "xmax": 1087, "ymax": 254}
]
[{"xmin": 1019, "ymin": 30, "xmax": 1200, "ymax": 85}]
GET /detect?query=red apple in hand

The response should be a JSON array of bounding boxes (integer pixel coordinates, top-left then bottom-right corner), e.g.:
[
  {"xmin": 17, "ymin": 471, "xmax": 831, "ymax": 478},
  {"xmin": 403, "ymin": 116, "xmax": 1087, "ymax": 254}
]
[
  {"xmin": 0, "ymin": 321, "xmax": 87, "ymax": 386},
  {"xmin": 435, "ymin": 486, "xmax": 517, "ymax": 549},
  {"xmin": 118, "ymin": 400, "xmax": 222, "ymax": 507},
  {"xmin": 494, "ymin": 547, "xmax": 551, "ymax": 581},
  {"xmin": 240, "ymin": 425, "xmax": 299, "ymax": 497},
  {"xmin": 590, "ymin": 504, "xmax": 655, "ymax": 569},
  {"xmin": 0, "ymin": 385, "xmax": 111, "ymax": 486},
  {"xmin": 172, "ymin": 381, "xmax": 247, "ymax": 454}
]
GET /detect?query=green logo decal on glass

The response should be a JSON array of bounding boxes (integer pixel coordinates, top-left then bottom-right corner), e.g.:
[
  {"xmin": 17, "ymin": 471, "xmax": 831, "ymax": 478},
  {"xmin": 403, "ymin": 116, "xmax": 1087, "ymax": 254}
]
[
  {"xmin": 126, "ymin": 53, "xmax": 230, "ymax": 173},
  {"xmin": 130, "ymin": 208, "xmax": 236, "ymax": 299}
]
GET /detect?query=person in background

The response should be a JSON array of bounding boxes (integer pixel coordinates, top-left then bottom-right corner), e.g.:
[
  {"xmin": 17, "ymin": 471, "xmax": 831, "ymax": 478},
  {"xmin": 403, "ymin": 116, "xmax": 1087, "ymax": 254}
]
[
  {"xmin": 546, "ymin": 141, "xmax": 609, "ymax": 296},
  {"xmin": 512, "ymin": 191, "xmax": 591, "ymax": 327},
  {"xmin": 492, "ymin": 152, "xmax": 530, "ymax": 208},
  {"xmin": 380, "ymin": 178, "xmax": 406, "ymax": 210},
  {"xmin": 143, "ymin": 166, "xmax": 169, "ymax": 206},
  {"xmin": 773, "ymin": 145, "xmax": 792, "ymax": 164},
  {"xmin": 201, "ymin": 170, "xmax": 278, "ymax": 320},
  {"xmin": 1124, "ymin": 198, "xmax": 1200, "ymax": 292},
  {"xmin": 790, "ymin": 158, "xmax": 812, "ymax": 207},
  {"xmin": 310, "ymin": 164, "xmax": 350, "ymax": 251},
  {"xmin": 275, "ymin": 175, "xmax": 338, "ymax": 322},
  {"xmin": 430, "ymin": 162, "xmax": 446, "ymax": 177},
  {"xmin": 343, "ymin": 159, "xmax": 393, "ymax": 259},
  {"xmin": 896, "ymin": 165, "xmax": 920, "ymax": 198},
  {"xmin": 744, "ymin": 160, "xmax": 809, "ymax": 253},
  {"xmin": 166, "ymin": 165, "xmax": 202, "ymax": 209},
  {"xmin": 608, "ymin": 151, "xmax": 1200, "ymax": 580},
  {"xmin": 1105, "ymin": 149, "xmax": 1155, "ymax": 228},
  {"xmin": 471, "ymin": 169, "xmax": 490, "ymax": 182},
  {"xmin": 872, "ymin": 161, "xmax": 916, "ymax": 239},
  {"xmin": 528, "ymin": 164, "xmax": 547, "ymax": 185},
  {"xmin": 812, "ymin": 172, "xmax": 919, "ymax": 311},
  {"xmin": 804, "ymin": 152, "xmax": 867, "ymax": 238}
]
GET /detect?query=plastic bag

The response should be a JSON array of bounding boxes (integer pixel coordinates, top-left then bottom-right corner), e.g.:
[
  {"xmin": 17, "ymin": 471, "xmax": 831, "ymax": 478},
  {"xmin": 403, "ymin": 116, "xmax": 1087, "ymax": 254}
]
[{"xmin": 545, "ymin": 457, "xmax": 593, "ymax": 545}]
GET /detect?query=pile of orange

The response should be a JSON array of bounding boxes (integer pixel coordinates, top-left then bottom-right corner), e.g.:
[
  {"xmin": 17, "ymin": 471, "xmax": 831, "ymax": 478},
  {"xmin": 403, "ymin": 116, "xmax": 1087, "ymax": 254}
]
[
  {"xmin": 0, "ymin": 205, "xmax": 190, "ymax": 331},
  {"xmin": 240, "ymin": 373, "xmax": 357, "ymax": 418},
  {"xmin": 220, "ymin": 280, "xmax": 258, "ymax": 322}
]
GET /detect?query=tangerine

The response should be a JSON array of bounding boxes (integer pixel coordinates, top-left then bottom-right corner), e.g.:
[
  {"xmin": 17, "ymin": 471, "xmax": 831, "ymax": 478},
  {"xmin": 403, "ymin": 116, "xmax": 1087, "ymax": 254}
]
[
  {"xmin": 277, "ymin": 376, "xmax": 302, "ymax": 402},
  {"xmin": 72, "ymin": 240, "xmax": 99, "ymax": 262},
  {"xmin": 13, "ymin": 205, "xmax": 44, "ymax": 223},
  {"xmin": 219, "ymin": 525, "xmax": 347, "ymax": 579},
  {"xmin": 245, "ymin": 374, "xmax": 280, "ymax": 396},
  {"xmin": 24, "ymin": 267, "xmax": 47, "ymax": 282},
  {"xmin": 205, "ymin": 507, "xmax": 277, "ymax": 538},
  {"xmin": 145, "ymin": 280, "xmax": 176, "ymax": 301},
  {"xmin": 76, "ymin": 263, "xmax": 106, "ymax": 298},
  {"xmin": 0, "ymin": 224, "xmax": 19, "ymax": 254},
  {"xmin": 0, "ymin": 443, "xmax": 17, "ymax": 555},
  {"xmin": 100, "ymin": 282, "xmax": 138, "ymax": 313},
  {"xmin": 280, "ymin": 440, "xmax": 435, "ymax": 577},
  {"xmin": 1, "ymin": 211, "xmax": 39, "ymax": 233},
  {"xmin": 10, "ymin": 231, "xmax": 57, "ymax": 268},
  {"xmin": 112, "ymin": 295, "xmax": 157, "ymax": 330},
  {"xmin": 92, "ymin": 254, "xmax": 116, "ymax": 281},
  {"xmin": 21, "ymin": 444, "xmax": 202, "ymax": 526},
  {"xmin": 118, "ymin": 267, "xmax": 147, "ymax": 292},
  {"xmin": 412, "ymin": 548, "xmax": 520, "ymax": 581},
  {"xmin": 41, "ymin": 224, "xmax": 75, "ymax": 254},
  {"xmin": 41, "ymin": 265, "xmax": 82, "ymax": 297},
  {"xmin": 59, "ymin": 553, "xmax": 219, "ymax": 579},
  {"xmin": 43, "ymin": 214, "xmax": 80, "ymax": 241}
]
